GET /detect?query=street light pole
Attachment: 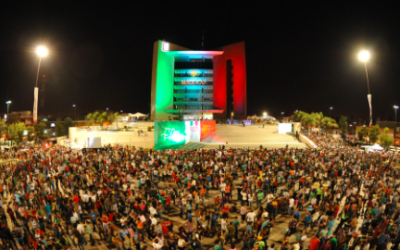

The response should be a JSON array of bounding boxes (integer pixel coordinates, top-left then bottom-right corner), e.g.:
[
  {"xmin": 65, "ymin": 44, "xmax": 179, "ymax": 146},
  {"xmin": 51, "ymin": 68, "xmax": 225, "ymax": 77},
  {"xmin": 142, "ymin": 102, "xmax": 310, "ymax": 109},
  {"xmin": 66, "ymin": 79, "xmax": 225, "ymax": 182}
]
[
  {"xmin": 6, "ymin": 101, "xmax": 11, "ymax": 117},
  {"xmin": 34, "ymin": 46, "xmax": 48, "ymax": 124},
  {"xmin": 73, "ymin": 104, "xmax": 77, "ymax": 121},
  {"xmin": 394, "ymin": 105, "xmax": 399, "ymax": 146},
  {"xmin": 364, "ymin": 61, "xmax": 372, "ymax": 127},
  {"xmin": 358, "ymin": 51, "xmax": 372, "ymax": 127}
]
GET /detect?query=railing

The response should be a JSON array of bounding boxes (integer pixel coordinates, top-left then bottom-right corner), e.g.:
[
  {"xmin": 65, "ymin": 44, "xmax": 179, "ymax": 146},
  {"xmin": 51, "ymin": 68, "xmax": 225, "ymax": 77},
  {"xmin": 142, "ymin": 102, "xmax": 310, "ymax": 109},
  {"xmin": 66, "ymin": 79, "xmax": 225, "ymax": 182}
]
[
  {"xmin": 173, "ymin": 90, "xmax": 213, "ymax": 93},
  {"xmin": 174, "ymin": 82, "xmax": 213, "ymax": 85},
  {"xmin": 174, "ymin": 106, "xmax": 214, "ymax": 110},
  {"xmin": 174, "ymin": 100, "xmax": 213, "ymax": 103}
]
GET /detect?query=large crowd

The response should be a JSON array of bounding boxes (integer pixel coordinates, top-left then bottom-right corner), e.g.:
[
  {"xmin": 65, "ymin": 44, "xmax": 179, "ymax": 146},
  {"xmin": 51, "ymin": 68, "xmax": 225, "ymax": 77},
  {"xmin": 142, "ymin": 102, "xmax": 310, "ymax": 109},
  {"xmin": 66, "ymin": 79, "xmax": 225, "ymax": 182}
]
[{"xmin": 0, "ymin": 132, "xmax": 400, "ymax": 250}]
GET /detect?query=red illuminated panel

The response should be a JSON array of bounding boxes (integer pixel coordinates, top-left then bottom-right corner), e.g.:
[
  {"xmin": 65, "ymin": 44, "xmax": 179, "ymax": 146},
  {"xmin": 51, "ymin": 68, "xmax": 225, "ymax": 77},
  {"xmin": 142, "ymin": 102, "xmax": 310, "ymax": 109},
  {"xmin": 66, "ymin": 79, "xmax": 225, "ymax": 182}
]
[
  {"xmin": 200, "ymin": 120, "xmax": 216, "ymax": 139},
  {"xmin": 213, "ymin": 42, "xmax": 247, "ymax": 119}
]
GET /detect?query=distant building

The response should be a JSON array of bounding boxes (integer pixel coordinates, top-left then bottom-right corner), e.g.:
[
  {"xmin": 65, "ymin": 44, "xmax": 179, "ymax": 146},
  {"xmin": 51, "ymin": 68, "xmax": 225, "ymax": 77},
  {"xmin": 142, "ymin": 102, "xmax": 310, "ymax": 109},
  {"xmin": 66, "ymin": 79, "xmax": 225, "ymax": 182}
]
[
  {"xmin": 150, "ymin": 40, "xmax": 247, "ymax": 121},
  {"xmin": 7, "ymin": 111, "xmax": 33, "ymax": 124}
]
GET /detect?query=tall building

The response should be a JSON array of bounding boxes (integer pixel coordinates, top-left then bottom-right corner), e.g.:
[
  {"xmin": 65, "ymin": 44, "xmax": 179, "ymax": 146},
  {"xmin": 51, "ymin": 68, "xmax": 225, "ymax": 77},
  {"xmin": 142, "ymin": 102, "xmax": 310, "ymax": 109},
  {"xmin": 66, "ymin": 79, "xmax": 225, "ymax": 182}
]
[{"xmin": 150, "ymin": 40, "xmax": 247, "ymax": 121}]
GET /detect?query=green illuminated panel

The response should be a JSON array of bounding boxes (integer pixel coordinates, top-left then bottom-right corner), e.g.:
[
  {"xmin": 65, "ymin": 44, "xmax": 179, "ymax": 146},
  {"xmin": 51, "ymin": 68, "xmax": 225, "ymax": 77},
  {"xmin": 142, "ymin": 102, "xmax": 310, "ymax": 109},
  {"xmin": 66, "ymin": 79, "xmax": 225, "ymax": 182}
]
[
  {"xmin": 154, "ymin": 121, "xmax": 187, "ymax": 150},
  {"xmin": 155, "ymin": 42, "xmax": 174, "ymax": 120}
]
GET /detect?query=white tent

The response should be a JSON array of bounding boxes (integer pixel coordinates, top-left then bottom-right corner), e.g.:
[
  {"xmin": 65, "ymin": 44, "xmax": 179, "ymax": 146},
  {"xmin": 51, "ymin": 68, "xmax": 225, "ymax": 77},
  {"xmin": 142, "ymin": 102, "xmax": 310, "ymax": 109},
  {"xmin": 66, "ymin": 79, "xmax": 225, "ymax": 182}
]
[
  {"xmin": 370, "ymin": 143, "xmax": 384, "ymax": 150},
  {"xmin": 361, "ymin": 143, "xmax": 384, "ymax": 151},
  {"xmin": 128, "ymin": 112, "xmax": 148, "ymax": 117}
]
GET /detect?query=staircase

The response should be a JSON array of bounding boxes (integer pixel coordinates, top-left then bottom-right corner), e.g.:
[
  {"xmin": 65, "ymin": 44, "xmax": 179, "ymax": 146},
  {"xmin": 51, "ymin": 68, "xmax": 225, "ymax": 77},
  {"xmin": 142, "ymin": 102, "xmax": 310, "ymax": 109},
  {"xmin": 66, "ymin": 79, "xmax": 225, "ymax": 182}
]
[{"xmin": 178, "ymin": 142, "xmax": 205, "ymax": 150}]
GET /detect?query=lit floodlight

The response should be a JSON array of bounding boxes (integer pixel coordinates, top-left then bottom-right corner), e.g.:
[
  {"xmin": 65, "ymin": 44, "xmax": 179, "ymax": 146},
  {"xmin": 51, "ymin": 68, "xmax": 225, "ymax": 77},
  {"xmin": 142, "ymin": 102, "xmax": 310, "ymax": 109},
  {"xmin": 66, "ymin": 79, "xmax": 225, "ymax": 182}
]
[
  {"xmin": 36, "ymin": 46, "xmax": 48, "ymax": 57},
  {"xmin": 358, "ymin": 51, "xmax": 370, "ymax": 62}
]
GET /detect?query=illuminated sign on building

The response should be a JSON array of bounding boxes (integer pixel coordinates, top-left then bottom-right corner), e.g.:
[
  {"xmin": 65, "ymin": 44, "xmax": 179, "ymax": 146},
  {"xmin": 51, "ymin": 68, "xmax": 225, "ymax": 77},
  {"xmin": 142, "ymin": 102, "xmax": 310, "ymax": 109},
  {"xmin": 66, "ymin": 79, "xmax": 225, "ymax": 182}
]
[{"xmin": 181, "ymin": 80, "xmax": 207, "ymax": 85}]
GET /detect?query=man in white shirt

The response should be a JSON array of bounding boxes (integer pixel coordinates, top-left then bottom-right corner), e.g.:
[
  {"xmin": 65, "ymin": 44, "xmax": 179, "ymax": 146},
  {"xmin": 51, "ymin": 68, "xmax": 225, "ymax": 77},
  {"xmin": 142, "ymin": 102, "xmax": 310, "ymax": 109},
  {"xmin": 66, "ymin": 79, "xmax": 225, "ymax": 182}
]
[
  {"xmin": 149, "ymin": 206, "xmax": 157, "ymax": 216},
  {"xmin": 76, "ymin": 221, "xmax": 85, "ymax": 234},
  {"xmin": 246, "ymin": 210, "xmax": 256, "ymax": 223},
  {"xmin": 288, "ymin": 197, "xmax": 294, "ymax": 214},
  {"xmin": 149, "ymin": 214, "xmax": 158, "ymax": 226},
  {"xmin": 152, "ymin": 238, "xmax": 163, "ymax": 250}
]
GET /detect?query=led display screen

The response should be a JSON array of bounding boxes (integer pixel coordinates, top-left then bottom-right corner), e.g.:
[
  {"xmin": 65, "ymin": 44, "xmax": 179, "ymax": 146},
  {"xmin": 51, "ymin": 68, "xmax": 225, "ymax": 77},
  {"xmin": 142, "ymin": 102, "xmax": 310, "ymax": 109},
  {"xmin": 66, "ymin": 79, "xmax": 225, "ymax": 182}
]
[
  {"xmin": 278, "ymin": 123, "xmax": 293, "ymax": 134},
  {"xmin": 155, "ymin": 121, "xmax": 216, "ymax": 150},
  {"xmin": 154, "ymin": 121, "xmax": 187, "ymax": 150}
]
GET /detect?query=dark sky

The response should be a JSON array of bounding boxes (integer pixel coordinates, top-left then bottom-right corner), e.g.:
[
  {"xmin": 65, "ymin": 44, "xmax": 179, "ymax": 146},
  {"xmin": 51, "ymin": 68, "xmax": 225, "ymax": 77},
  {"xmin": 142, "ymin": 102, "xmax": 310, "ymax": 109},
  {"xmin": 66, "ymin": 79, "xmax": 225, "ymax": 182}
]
[{"xmin": 1, "ymin": 2, "xmax": 399, "ymax": 122}]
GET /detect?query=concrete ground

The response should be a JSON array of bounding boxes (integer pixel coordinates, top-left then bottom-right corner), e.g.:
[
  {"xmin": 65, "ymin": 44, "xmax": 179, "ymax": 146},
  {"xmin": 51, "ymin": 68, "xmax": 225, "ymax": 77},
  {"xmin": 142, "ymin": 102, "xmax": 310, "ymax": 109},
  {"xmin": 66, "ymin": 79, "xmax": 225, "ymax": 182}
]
[
  {"xmin": 202, "ymin": 124, "xmax": 307, "ymax": 149},
  {"xmin": 66, "ymin": 124, "xmax": 307, "ymax": 150}
]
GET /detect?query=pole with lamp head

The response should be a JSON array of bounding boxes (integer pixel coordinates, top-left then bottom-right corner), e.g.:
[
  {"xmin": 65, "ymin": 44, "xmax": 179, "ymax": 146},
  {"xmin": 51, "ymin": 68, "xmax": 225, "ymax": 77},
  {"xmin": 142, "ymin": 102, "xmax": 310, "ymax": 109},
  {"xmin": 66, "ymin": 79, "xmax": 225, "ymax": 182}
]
[
  {"xmin": 34, "ymin": 46, "xmax": 48, "ymax": 124},
  {"xmin": 73, "ymin": 104, "xmax": 76, "ymax": 121},
  {"xmin": 394, "ymin": 105, "xmax": 399, "ymax": 146},
  {"xmin": 6, "ymin": 101, "xmax": 11, "ymax": 118},
  {"xmin": 358, "ymin": 51, "xmax": 372, "ymax": 127}
]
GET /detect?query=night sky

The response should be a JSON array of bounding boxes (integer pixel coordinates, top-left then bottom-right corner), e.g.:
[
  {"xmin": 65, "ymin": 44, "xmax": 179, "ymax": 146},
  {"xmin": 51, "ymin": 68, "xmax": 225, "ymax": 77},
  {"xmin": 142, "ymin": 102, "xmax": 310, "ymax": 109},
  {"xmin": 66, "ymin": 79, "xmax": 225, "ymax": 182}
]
[{"xmin": 1, "ymin": 2, "xmax": 399, "ymax": 122}]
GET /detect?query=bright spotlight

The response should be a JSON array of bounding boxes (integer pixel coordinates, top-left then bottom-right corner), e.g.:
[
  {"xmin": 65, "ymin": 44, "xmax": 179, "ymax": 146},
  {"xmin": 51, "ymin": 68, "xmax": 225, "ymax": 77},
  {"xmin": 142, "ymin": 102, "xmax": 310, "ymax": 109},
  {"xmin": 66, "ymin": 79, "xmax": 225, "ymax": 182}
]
[
  {"xmin": 358, "ymin": 51, "xmax": 370, "ymax": 62},
  {"xmin": 36, "ymin": 46, "xmax": 48, "ymax": 57}
]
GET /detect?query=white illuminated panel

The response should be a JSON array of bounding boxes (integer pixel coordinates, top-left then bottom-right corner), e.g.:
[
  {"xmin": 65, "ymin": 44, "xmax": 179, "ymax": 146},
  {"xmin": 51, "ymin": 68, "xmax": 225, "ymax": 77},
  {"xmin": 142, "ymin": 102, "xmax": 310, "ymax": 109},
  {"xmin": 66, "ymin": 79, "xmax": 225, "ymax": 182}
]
[
  {"xmin": 185, "ymin": 121, "xmax": 200, "ymax": 142},
  {"xmin": 278, "ymin": 123, "xmax": 293, "ymax": 134},
  {"xmin": 87, "ymin": 137, "xmax": 102, "ymax": 148},
  {"xmin": 162, "ymin": 41, "xmax": 169, "ymax": 51}
]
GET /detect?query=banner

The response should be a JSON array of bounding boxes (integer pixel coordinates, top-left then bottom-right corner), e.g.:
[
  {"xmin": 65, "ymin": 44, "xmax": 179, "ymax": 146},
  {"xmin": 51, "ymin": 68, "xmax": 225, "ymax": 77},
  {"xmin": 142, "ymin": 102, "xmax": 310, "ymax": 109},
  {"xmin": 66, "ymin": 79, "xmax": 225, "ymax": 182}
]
[{"xmin": 33, "ymin": 87, "xmax": 38, "ymax": 124}]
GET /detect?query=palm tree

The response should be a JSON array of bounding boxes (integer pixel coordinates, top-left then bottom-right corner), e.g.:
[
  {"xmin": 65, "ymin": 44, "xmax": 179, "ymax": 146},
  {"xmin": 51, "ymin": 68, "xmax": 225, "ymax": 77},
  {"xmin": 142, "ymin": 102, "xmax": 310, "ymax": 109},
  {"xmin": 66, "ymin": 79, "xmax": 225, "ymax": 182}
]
[
  {"xmin": 96, "ymin": 112, "xmax": 108, "ymax": 127},
  {"xmin": 113, "ymin": 112, "xmax": 120, "ymax": 129},
  {"xmin": 0, "ymin": 118, "xmax": 7, "ymax": 135},
  {"xmin": 291, "ymin": 111, "xmax": 309, "ymax": 122},
  {"xmin": 87, "ymin": 111, "xmax": 99, "ymax": 126},
  {"xmin": 300, "ymin": 113, "xmax": 315, "ymax": 131},
  {"xmin": 321, "ymin": 116, "xmax": 339, "ymax": 132},
  {"xmin": 310, "ymin": 112, "xmax": 324, "ymax": 128}
]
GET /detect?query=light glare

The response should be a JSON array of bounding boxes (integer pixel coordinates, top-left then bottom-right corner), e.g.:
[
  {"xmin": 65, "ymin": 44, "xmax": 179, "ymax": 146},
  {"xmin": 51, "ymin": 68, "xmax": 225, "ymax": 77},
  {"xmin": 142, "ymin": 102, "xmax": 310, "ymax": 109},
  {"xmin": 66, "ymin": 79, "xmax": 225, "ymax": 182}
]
[
  {"xmin": 358, "ymin": 51, "xmax": 370, "ymax": 62},
  {"xmin": 36, "ymin": 46, "xmax": 48, "ymax": 57}
]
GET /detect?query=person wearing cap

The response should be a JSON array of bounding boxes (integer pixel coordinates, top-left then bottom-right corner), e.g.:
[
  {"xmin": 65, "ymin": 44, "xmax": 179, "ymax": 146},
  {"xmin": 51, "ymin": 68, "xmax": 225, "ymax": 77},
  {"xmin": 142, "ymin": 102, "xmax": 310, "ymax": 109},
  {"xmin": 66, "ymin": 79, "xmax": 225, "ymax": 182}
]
[{"xmin": 255, "ymin": 235, "xmax": 266, "ymax": 250}]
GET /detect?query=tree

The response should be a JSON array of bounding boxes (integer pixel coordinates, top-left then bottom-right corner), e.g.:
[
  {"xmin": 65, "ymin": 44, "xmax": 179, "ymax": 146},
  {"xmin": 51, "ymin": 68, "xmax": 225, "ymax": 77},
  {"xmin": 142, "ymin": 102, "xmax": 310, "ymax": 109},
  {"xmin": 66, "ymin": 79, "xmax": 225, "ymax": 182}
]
[
  {"xmin": 291, "ymin": 111, "xmax": 309, "ymax": 123},
  {"xmin": 87, "ymin": 111, "xmax": 99, "ymax": 126},
  {"xmin": 55, "ymin": 118, "xmax": 65, "ymax": 136},
  {"xmin": 321, "ymin": 116, "xmax": 339, "ymax": 132},
  {"xmin": 35, "ymin": 122, "xmax": 48, "ymax": 140},
  {"xmin": 27, "ymin": 126, "xmax": 35, "ymax": 141},
  {"xmin": 63, "ymin": 117, "xmax": 73, "ymax": 136},
  {"xmin": 379, "ymin": 127, "xmax": 393, "ymax": 149},
  {"xmin": 96, "ymin": 112, "xmax": 108, "ymax": 127},
  {"xmin": 339, "ymin": 116, "xmax": 348, "ymax": 139},
  {"xmin": 0, "ymin": 118, "xmax": 7, "ymax": 135},
  {"xmin": 113, "ymin": 112, "xmax": 120, "ymax": 128},
  {"xmin": 8, "ymin": 122, "xmax": 26, "ymax": 143},
  {"xmin": 357, "ymin": 126, "xmax": 369, "ymax": 141},
  {"xmin": 368, "ymin": 125, "xmax": 380, "ymax": 144}
]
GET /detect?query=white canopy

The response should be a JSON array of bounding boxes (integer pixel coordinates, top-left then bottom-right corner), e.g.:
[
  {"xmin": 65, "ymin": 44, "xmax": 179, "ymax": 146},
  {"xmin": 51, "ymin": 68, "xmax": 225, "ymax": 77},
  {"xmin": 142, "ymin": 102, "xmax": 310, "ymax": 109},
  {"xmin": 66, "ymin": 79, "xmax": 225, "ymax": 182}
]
[
  {"xmin": 370, "ymin": 143, "xmax": 384, "ymax": 150},
  {"xmin": 361, "ymin": 143, "xmax": 384, "ymax": 151},
  {"xmin": 128, "ymin": 112, "xmax": 148, "ymax": 117}
]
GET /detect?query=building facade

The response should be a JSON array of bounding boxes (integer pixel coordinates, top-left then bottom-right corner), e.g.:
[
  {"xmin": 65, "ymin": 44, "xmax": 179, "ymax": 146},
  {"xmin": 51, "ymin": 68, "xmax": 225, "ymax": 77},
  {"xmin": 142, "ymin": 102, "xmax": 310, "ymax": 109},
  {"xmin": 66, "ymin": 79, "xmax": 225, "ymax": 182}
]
[{"xmin": 150, "ymin": 40, "xmax": 247, "ymax": 121}]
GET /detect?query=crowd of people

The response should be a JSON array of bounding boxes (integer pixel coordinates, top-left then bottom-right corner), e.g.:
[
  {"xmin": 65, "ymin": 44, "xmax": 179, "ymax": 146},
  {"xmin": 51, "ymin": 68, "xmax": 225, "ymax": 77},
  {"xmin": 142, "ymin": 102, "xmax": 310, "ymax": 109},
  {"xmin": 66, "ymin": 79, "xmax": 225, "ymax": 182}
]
[
  {"xmin": 304, "ymin": 130, "xmax": 342, "ymax": 149},
  {"xmin": 0, "ymin": 132, "xmax": 399, "ymax": 250}
]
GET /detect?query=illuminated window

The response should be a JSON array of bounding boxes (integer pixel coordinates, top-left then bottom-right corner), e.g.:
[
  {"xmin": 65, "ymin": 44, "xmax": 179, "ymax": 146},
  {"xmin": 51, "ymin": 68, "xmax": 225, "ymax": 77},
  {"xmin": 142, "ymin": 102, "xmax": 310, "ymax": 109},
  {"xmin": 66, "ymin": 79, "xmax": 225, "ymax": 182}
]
[{"xmin": 162, "ymin": 42, "xmax": 169, "ymax": 51}]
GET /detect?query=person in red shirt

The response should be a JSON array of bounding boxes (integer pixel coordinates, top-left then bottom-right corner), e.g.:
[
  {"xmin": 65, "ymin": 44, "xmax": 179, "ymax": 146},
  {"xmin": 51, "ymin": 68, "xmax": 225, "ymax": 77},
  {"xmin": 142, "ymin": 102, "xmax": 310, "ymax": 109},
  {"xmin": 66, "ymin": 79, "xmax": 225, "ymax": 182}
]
[
  {"xmin": 72, "ymin": 194, "xmax": 80, "ymax": 204},
  {"xmin": 215, "ymin": 196, "xmax": 221, "ymax": 208},
  {"xmin": 222, "ymin": 204, "xmax": 230, "ymax": 218},
  {"xmin": 309, "ymin": 235, "xmax": 321, "ymax": 250}
]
